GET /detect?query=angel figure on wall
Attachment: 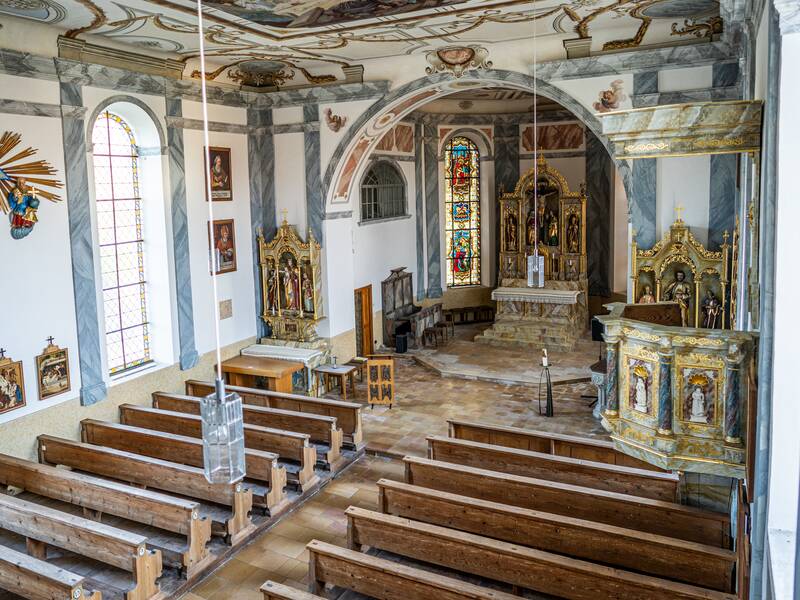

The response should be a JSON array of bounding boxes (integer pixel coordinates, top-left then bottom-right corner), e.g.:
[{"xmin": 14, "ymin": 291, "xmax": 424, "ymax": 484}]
[{"xmin": 7, "ymin": 177, "xmax": 39, "ymax": 239}]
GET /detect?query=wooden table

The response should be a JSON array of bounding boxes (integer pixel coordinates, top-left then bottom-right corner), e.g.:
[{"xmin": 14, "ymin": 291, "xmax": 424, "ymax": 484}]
[
  {"xmin": 219, "ymin": 355, "xmax": 304, "ymax": 393},
  {"xmin": 314, "ymin": 365, "xmax": 358, "ymax": 401}
]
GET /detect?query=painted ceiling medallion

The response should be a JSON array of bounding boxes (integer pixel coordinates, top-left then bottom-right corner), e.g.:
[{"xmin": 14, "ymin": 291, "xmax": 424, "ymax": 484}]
[{"xmin": 426, "ymin": 45, "xmax": 492, "ymax": 78}]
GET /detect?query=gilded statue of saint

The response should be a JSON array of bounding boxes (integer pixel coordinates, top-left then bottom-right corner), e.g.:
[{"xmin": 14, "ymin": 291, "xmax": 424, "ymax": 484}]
[
  {"xmin": 505, "ymin": 212, "xmax": 517, "ymax": 251},
  {"xmin": 663, "ymin": 270, "xmax": 691, "ymax": 324},
  {"xmin": 566, "ymin": 214, "xmax": 580, "ymax": 253},
  {"xmin": 638, "ymin": 285, "xmax": 655, "ymax": 304},
  {"xmin": 701, "ymin": 289, "xmax": 722, "ymax": 329}
]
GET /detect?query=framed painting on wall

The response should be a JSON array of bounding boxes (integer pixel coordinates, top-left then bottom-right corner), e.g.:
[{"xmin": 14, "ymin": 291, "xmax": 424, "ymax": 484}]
[
  {"xmin": 205, "ymin": 146, "xmax": 233, "ymax": 201},
  {"xmin": 36, "ymin": 340, "xmax": 71, "ymax": 400},
  {"xmin": 0, "ymin": 352, "xmax": 25, "ymax": 415},
  {"xmin": 209, "ymin": 219, "xmax": 237, "ymax": 274}
]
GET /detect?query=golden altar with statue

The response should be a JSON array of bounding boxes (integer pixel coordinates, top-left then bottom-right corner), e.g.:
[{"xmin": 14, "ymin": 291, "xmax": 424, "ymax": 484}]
[{"xmin": 477, "ymin": 155, "xmax": 589, "ymax": 351}]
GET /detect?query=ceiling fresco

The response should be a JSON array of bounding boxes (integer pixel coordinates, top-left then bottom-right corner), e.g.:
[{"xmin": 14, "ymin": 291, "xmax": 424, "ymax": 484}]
[{"xmin": 0, "ymin": 0, "xmax": 723, "ymax": 89}]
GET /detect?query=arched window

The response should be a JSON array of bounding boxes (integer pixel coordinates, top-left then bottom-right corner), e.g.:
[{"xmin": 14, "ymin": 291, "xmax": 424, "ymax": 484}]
[
  {"xmin": 92, "ymin": 111, "xmax": 152, "ymax": 375},
  {"xmin": 444, "ymin": 136, "xmax": 481, "ymax": 287},
  {"xmin": 360, "ymin": 161, "xmax": 406, "ymax": 222}
]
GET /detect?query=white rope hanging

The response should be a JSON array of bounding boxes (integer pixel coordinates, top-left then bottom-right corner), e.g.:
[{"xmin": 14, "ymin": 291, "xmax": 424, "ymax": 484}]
[{"xmin": 532, "ymin": 3, "xmax": 539, "ymax": 261}]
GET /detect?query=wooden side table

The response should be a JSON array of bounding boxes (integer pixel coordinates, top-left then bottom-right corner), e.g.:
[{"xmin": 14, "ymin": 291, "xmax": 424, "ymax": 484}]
[
  {"xmin": 219, "ymin": 355, "xmax": 304, "ymax": 393},
  {"xmin": 314, "ymin": 365, "xmax": 358, "ymax": 401}
]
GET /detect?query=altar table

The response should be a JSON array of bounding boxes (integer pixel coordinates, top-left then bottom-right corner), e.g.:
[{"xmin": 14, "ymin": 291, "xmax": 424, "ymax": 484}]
[{"xmin": 219, "ymin": 355, "xmax": 304, "ymax": 393}]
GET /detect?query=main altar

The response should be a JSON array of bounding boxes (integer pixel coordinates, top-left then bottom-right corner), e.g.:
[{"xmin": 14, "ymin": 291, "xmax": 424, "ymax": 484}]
[{"xmin": 477, "ymin": 156, "xmax": 589, "ymax": 352}]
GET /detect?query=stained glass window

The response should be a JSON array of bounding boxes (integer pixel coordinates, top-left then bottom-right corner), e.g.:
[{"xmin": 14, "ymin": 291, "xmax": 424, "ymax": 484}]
[
  {"xmin": 92, "ymin": 111, "xmax": 152, "ymax": 375},
  {"xmin": 444, "ymin": 136, "xmax": 481, "ymax": 287}
]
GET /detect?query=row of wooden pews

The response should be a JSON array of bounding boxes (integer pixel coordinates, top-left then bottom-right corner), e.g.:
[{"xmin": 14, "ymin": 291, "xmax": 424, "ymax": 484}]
[
  {"xmin": 0, "ymin": 378, "xmax": 365, "ymax": 600},
  {"xmin": 262, "ymin": 420, "xmax": 742, "ymax": 600}
]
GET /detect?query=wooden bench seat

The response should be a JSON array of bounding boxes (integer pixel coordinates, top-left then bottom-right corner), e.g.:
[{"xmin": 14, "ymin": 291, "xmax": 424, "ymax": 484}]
[
  {"xmin": 404, "ymin": 456, "xmax": 730, "ymax": 548},
  {"xmin": 346, "ymin": 507, "xmax": 736, "ymax": 600},
  {"xmin": 306, "ymin": 539, "xmax": 519, "ymax": 600},
  {"xmin": 81, "ymin": 419, "xmax": 289, "ymax": 516},
  {"xmin": 0, "ymin": 493, "xmax": 162, "ymax": 600},
  {"xmin": 38, "ymin": 435, "xmax": 254, "ymax": 545},
  {"xmin": 261, "ymin": 581, "xmax": 324, "ymax": 599},
  {"xmin": 119, "ymin": 404, "xmax": 320, "ymax": 492},
  {"xmin": 186, "ymin": 380, "xmax": 364, "ymax": 450},
  {"xmin": 0, "ymin": 453, "xmax": 212, "ymax": 578},
  {"xmin": 153, "ymin": 392, "xmax": 344, "ymax": 471},
  {"xmin": 448, "ymin": 419, "xmax": 664, "ymax": 471},
  {"xmin": 427, "ymin": 435, "xmax": 680, "ymax": 502},
  {"xmin": 0, "ymin": 543, "xmax": 102, "ymax": 600},
  {"xmin": 377, "ymin": 479, "xmax": 735, "ymax": 592}
]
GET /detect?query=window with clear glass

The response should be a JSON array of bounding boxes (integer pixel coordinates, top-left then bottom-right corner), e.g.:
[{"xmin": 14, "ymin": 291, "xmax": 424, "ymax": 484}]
[
  {"xmin": 92, "ymin": 111, "xmax": 152, "ymax": 375},
  {"xmin": 444, "ymin": 136, "xmax": 481, "ymax": 287},
  {"xmin": 360, "ymin": 161, "xmax": 406, "ymax": 222}
]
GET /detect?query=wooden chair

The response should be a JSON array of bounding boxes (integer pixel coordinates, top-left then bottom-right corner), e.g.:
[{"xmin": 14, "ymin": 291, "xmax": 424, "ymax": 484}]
[
  {"xmin": 434, "ymin": 321, "xmax": 450, "ymax": 344},
  {"xmin": 444, "ymin": 311, "xmax": 456, "ymax": 336},
  {"xmin": 422, "ymin": 327, "xmax": 438, "ymax": 348}
]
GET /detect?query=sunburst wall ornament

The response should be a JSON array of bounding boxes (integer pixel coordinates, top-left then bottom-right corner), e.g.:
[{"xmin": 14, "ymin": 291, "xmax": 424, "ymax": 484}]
[{"xmin": 0, "ymin": 132, "xmax": 63, "ymax": 240}]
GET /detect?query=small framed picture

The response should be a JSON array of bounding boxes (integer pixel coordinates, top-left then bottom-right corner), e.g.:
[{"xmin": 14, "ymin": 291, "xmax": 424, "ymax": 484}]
[
  {"xmin": 36, "ymin": 341, "xmax": 71, "ymax": 400},
  {"xmin": 205, "ymin": 146, "xmax": 232, "ymax": 201},
  {"xmin": 209, "ymin": 219, "xmax": 237, "ymax": 274},
  {"xmin": 0, "ymin": 354, "xmax": 26, "ymax": 415}
]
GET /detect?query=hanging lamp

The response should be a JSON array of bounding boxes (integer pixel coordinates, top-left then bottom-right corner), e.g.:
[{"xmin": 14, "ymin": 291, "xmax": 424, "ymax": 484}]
[
  {"xmin": 195, "ymin": 0, "xmax": 246, "ymax": 485},
  {"xmin": 528, "ymin": 5, "xmax": 545, "ymax": 288}
]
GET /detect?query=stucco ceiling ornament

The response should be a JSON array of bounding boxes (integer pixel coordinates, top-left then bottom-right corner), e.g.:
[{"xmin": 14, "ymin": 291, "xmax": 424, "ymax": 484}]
[
  {"xmin": 324, "ymin": 108, "xmax": 347, "ymax": 132},
  {"xmin": 425, "ymin": 45, "xmax": 492, "ymax": 78}
]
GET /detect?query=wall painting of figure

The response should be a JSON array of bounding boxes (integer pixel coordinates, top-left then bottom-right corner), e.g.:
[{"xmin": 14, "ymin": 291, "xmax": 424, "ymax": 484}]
[
  {"xmin": 205, "ymin": 146, "xmax": 233, "ymax": 201},
  {"xmin": 0, "ymin": 351, "xmax": 25, "ymax": 415},
  {"xmin": 210, "ymin": 219, "xmax": 237, "ymax": 274},
  {"xmin": 36, "ymin": 339, "xmax": 70, "ymax": 400}
]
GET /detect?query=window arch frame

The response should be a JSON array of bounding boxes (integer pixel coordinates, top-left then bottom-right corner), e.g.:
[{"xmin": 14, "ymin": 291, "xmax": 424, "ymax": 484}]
[
  {"xmin": 443, "ymin": 135, "xmax": 482, "ymax": 288},
  {"xmin": 91, "ymin": 109, "xmax": 154, "ymax": 376},
  {"xmin": 358, "ymin": 159, "xmax": 408, "ymax": 224}
]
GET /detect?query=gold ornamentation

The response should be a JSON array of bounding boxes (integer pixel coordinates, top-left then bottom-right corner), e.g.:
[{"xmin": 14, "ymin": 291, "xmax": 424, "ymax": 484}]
[
  {"xmin": 694, "ymin": 137, "xmax": 745, "ymax": 149},
  {"xmin": 623, "ymin": 142, "xmax": 669, "ymax": 153},
  {"xmin": 674, "ymin": 336, "xmax": 726, "ymax": 347},
  {"xmin": 65, "ymin": 0, "xmax": 106, "ymax": 38},
  {"xmin": 671, "ymin": 16, "xmax": 723, "ymax": 39},
  {"xmin": 622, "ymin": 327, "xmax": 661, "ymax": 342}
]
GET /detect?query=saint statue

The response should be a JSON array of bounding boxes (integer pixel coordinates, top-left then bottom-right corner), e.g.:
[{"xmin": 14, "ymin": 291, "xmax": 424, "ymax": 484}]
[
  {"xmin": 566, "ymin": 214, "xmax": 580, "ymax": 253},
  {"xmin": 701, "ymin": 289, "xmax": 722, "ymax": 329},
  {"xmin": 505, "ymin": 212, "xmax": 517, "ymax": 251},
  {"xmin": 638, "ymin": 285, "xmax": 656, "ymax": 304},
  {"xmin": 8, "ymin": 177, "xmax": 40, "ymax": 239},
  {"xmin": 526, "ymin": 209, "xmax": 537, "ymax": 247},
  {"xmin": 634, "ymin": 375, "xmax": 648, "ymax": 413},
  {"xmin": 302, "ymin": 272, "xmax": 314, "ymax": 314},
  {"xmin": 689, "ymin": 385, "xmax": 708, "ymax": 423},
  {"xmin": 546, "ymin": 210, "xmax": 558, "ymax": 246},
  {"xmin": 282, "ymin": 257, "xmax": 300, "ymax": 311},
  {"xmin": 267, "ymin": 263, "xmax": 278, "ymax": 313},
  {"xmin": 663, "ymin": 270, "xmax": 691, "ymax": 323}
]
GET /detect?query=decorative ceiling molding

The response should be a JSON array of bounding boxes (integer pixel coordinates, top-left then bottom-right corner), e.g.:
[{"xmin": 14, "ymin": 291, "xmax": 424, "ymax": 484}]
[
  {"xmin": 425, "ymin": 46, "xmax": 492, "ymax": 78},
  {"xmin": 57, "ymin": 35, "xmax": 184, "ymax": 78}
]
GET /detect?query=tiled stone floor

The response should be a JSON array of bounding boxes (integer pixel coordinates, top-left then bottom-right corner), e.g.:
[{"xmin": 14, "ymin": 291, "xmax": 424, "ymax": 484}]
[{"xmin": 180, "ymin": 328, "xmax": 604, "ymax": 598}]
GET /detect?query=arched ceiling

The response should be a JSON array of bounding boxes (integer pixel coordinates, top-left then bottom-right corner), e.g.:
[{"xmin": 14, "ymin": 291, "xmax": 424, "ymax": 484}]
[{"xmin": 0, "ymin": 0, "xmax": 722, "ymax": 88}]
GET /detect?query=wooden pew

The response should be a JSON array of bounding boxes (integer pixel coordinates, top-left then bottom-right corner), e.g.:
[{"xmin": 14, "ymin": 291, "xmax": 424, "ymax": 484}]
[
  {"xmin": 0, "ymin": 453, "xmax": 212, "ymax": 578},
  {"xmin": 186, "ymin": 380, "xmax": 364, "ymax": 450},
  {"xmin": 346, "ymin": 507, "xmax": 737, "ymax": 600},
  {"xmin": 38, "ymin": 435, "xmax": 254, "ymax": 545},
  {"xmin": 153, "ymin": 392, "xmax": 344, "ymax": 471},
  {"xmin": 427, "ymin": 435, "xmax": 680, "ymax": 502},
  {"xmin": 0, "ymin": 544, "xmax": 102, "ymax": 600},
  {"xmin": 448, "ymin": 419, "xmax": 664, "ymax": 471},
  {"xmin": 0, "ymin": 494, "xmax": 162, "ymax": 600},
  {"xmin": 404, "ymin": 456, "xmax": 730, "ymax": 548},
  {"xmin": 119, "ymin": 404, "xmax": 320, "ymax": 492},
  {"xmin": 306, "ymin": 540, "xmax": 519, "ymax": 600},
  {"xmin": 377, "ymin": 479, "xmax": 735, "ymax": 592},
  {"xmin": 81, "ymin": 419, "xmax": 289, "ymax": 516},
  {"xmin": 261, "ymin": 581, "xmax": 324, "ymax": 600}
]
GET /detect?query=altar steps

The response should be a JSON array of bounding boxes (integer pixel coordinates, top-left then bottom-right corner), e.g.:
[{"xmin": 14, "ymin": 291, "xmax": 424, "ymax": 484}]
[{"xmin": 475, "ymin": 320, "xmax": 582, "ymax": 352}]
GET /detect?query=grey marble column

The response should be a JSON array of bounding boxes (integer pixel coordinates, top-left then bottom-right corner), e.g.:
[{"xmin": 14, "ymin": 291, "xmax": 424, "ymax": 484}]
[
  {"xmin": 423, "ymin": 123, "xmax": 442, "ymax": 298},
  {"xmin": 657, "ymin": 348, "xmax": 673, "ymax": 435},
  {"xmin": 604, "ymin": 336, "xmax": 619, "ymax": 415},
  {"xmin": 630, "ymin": 72, "xmax": 658, "ymax": 249},
  {"xmin": 61, "ymin": 83, "xmax": 107, "ymax": 406},
  {"xmin": 494, "ymin": 123, "xmax": 520, "ymax": 284},
  {"xmin": 303, "ymin": 104, "xmax": 323, "ymax": 243},
  {"xmin": 708, "ymin": 154, "xmax": 737, "ymax": 249},
  {"xmin": 585, "ymin": 130, "xmax": 612, "ymax": 296},
  {"xmin": 166, "ymin": 98, "xmax": 199, "ymax": 370},
  {"xmin": 414, "ymin": 123, "xmax": 426, "ymax": 301},
  {"xmin": 248, "ymin": 107, "xmax": 276, "ymax": 339},
  {"xmin": 724, "ymin": 355, "xmax": 741, "ymax": 444}
]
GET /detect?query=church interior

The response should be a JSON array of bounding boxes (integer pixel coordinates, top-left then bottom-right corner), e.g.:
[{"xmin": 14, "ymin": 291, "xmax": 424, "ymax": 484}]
[{"xmin": 0, "ymin": 0, "xmax": 797, "ymax": 598}]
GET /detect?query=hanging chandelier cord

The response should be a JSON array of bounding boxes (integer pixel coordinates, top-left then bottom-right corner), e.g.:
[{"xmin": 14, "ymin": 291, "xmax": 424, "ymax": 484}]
[
  {"xmin": 532, "ymin": 2, "xmax": 539, "ymax": 262},
  {"xmin": 196, "ymin": 0, "xmax": 226, "ymax": 395}
]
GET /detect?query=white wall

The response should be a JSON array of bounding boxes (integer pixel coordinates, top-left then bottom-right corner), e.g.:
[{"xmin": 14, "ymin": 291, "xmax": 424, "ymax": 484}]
[
  {"xmin": 656, "ymin": 156, "xmax": 711, "ymax": 245},
  {"xmin": 274, "ymin": 132, "xmax": 308, "ymax": 233}
]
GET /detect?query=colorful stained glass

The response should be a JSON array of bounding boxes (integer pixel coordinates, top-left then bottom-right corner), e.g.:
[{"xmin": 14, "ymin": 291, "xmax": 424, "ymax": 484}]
[
  {"xmin": 92, "ymin": 111, "xmax": 151, "ymax": 375},
  {"xmin": 444, "ymin": 137, "xmax": 481, "ymax": 287}
]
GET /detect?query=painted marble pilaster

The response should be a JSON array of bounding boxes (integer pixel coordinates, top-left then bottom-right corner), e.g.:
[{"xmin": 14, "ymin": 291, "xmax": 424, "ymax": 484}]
[
  {"xmin": 494, "ymin": 123, "xmax": 520, "ymax": 284},
  {"xmin": 657, "ymin": 349, "xmax": 673, "ymax": 435},
  {"xmin": 605, "ymin": 338, "xmax": 619, "ymax": 414},
  {"xmin": 414, "ymin": 123, "xmax": 426, "ymax": 301},
  {"xmin": 585, "ymin": 130, "xmax": 611, "ymax": 296},
  {"xmin": 631, "ymin": 159, "xmax": 657, "ymax": 248},
  {"xmin": 61, "ymin": 82, "xmax": 107, "ymax": 406},
  {"xmin": 724, "ymin": 356, "xmax": 742, "ymax": 444},
  {"xmin": 712, "ymin": 62, "xmax": 740, "ymax": 89},
  {"xmin": 708, "ymin": 154, "xmax": 737, "ymax": 249},
  {"xmin": 249, "ymin": 107, "xmax": 275, "ymax": 339},
  {"xmin": 166, "ymin": 98, "xmax": 199, "ymax": 370},
  {"xmin": 304, "ymin": 104, "xmax": 323, "ymax": 243},
  {"xmin": 423, "ymin": 123, "xmax": 442, "ymax": 298}
]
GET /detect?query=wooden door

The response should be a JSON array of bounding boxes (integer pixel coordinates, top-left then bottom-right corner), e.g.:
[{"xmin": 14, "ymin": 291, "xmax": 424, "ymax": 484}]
[{"xmin": 354, "ymin": 285, "xmax": 374, "ymax": 357}]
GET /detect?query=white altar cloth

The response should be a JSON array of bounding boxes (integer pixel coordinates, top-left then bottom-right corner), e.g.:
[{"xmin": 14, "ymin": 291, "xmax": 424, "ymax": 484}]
[
  {"xmin": 491, "ymin": 287, "xmax": 583, "ymax": 305},
  {"xmin": 241, "ymin": 344, "xmax": 324, "ymax": 367}
]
